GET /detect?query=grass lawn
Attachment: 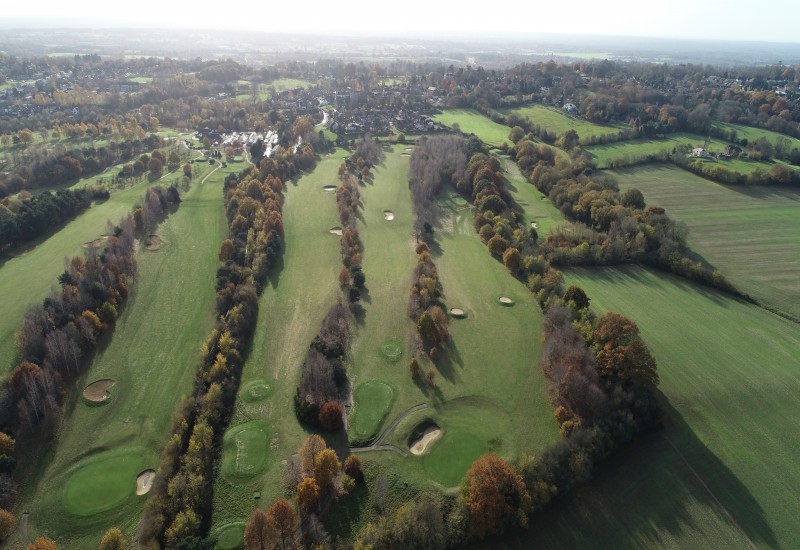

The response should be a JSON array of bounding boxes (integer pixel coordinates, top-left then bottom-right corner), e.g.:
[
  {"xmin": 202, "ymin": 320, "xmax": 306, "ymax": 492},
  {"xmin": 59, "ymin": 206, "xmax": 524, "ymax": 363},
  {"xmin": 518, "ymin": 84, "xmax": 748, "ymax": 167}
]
[
  {"xmin": 501, "ymin": 104, "xmax": 624, "ymax": 138},
  {"xmin": 210, "ymin": 150, "xmax": 346, "ymax": 530},
  {"xmin": 432, "ymin": 109, "xmax": 513, "ymax": 147},
  {"xmin": 543, "ymin": 265, "xmax": 800, "ymax": 549},
  {"xmin": 349, "ymin": 381, "xmax": 395, "ymax": 444},
  {"xmin": 424, "ymin": 430, "xmax": 487, "ymax": 487},
  {"xmin": 21, "ymin": 165, "xmax": 231, "ymax": 547},
  {"xmin": 612, "ymin": 164, "xmax": 800, "ymax": 319},
  {"xmin": 215, "ymin": 522, "xmax": 245, "ymax": 550},
  {"xmin": 221, "ymin": 421, "xmax": 271, "ymax": 480},
  {"xmin": 500, "ymin": 156, "xmax": 567, "ymax": 237}
]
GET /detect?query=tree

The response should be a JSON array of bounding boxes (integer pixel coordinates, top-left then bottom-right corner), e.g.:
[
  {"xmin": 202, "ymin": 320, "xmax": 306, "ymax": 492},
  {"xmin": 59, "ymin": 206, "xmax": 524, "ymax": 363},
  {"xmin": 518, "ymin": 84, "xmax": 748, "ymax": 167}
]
[
  {"xmin": 298, "ymin": 434, "xmax": 327, "ymax": 475},
  {"xmin": 168, "ymin": 151, "xmax": 181, "ymax": 169},
  {"xmin": 318, "ymin": 401, "xmax": 343, "ymax": 431},
  {"xmin": 98, "ymin": 527, "xmax": 126, "ymax": 550},
  {"xmin": 295, "ymin": 477, "xmax": 320, "ymax": 513},
  {"xmin": 313, "ymin": 448, "xmax": 341, "ymax": 488},
  {"xmin": 0, "ymin": 509, "xmax": 16, "ymax": 541},
  {"xmin": 266, "ymin": 499, "xmax": 297, "ymax": 550},
  {"xmin": 343, "ymin": 455, "xmax": 363, "ymax": 481},
  {"xmin": 463, "ymin": 454, "xmax": 531, "ymax": 538},
  {"xmin": 564, "ymin": 285, "xmax": 590, "ymax": 311},
  {"xmin": 28, "ymin": 538, "xmax": 58, "ymax": 550},
  {"xmin": 502, "ymin": 247, "xmax": 521, "ymax": 272},
  {"xmin": 593, "ymin": 312, "xmax": 659, "ymax": 388},
  {"xmin": 147, "ymin": 157, "xmax": 163, "ymax": 175},
  {"xmin": 183, "ymin": 163, "xmax": 193, "ymax": 179},
  {"xmin": 218, "ymin": 239, "xmax": 233, "ymax": 262},
  {"xmin": 487, "ymin": 235, "xmax": 508, "ymax": 257},
  {"xmin": 621, "ymin": 188, "xmax": 645, "ymax": 210},
  {"xmin": 243, "ymin": 509, "xmax": 274, "ymax": 550},
  {"xmin": 0, "ymin": 434, "xmax": 14, "ymax": 457}
]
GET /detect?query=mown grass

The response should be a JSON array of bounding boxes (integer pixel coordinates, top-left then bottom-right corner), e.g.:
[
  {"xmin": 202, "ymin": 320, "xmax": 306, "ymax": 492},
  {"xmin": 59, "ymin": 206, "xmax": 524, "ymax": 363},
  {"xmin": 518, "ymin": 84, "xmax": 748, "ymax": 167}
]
[
  {"xmin": 432, "ymin": 109, "xmax": 513, "ymax": 147},
  {"xmin": 210, "ymin": 150, "xmax": 346, "ymax": 530},
  {"xmin": 22, "ymin": 165, "xmax": 231, "ymax": 547},
  {"xmin": 501, "ymin": 104, "xmax": 624, "ymax": 138},
  {"xmin": 547, "ymin": 265, "xmax": 800, "ymax": 549},
  {"xmin": 712, "ymin": 120, "xmax": 800, "ymax": 149},
  {"xmin": 349, "ymin": 381, "xmax": 395, "ymax": 443},
  {"xmin": 424, "ymin": 430, "xmax": 487, "ymax": 487},
  {"xmin": 500, "ymin": 156, "xmax": 567, "ymax": 237},
  {"xmin": 613, "ymin": 164, "xmax": 800, "ymax": 319},
  {"xmin": 221, "ymin": 421, "xmax": 271, "ymax": 480}
]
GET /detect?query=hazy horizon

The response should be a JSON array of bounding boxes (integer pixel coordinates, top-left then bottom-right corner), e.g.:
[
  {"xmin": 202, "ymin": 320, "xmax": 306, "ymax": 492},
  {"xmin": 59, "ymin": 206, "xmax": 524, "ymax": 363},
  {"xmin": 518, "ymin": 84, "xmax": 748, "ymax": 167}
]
[{"xmin": 3, "ymin": 0, "xmax": 800, "ymax": 45}]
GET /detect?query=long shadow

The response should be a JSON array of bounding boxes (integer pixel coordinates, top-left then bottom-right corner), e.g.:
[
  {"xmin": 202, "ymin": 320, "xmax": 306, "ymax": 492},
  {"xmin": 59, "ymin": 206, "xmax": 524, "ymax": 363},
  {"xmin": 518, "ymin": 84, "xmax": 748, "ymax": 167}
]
[
  {"xmin": 482, "ymin": 399, "xmax": 776, "ymax": 549},
  {"xmin": 433, "ymin": 340, "xmax": 463, "ymax": 384},
  {"xmin": 265, "ymin": 253, "xmax": 284, "ymax": 290}
]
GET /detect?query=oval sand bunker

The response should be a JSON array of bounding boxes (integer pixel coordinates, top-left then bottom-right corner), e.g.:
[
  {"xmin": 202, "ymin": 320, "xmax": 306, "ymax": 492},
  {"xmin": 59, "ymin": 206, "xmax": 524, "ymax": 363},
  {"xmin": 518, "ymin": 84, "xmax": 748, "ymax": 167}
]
[
  {"xmin": 136, "ymin": 469, "xmax": 155, "ymax": 495},
  {"xmin": 83, "ymin": 379, "xmax": 116, "ymax": 402},
  {"xmin": 329, "ymin": 227, "xmax": 343, "ymax": 235},
  {"xmin": 410, "ymin": 426, "xmax": 442, "ymax": 455},
  {"xmin": 499, "ymin": 296, "xmax": 515, "ymax": 306},
  {"xmin": 383, "ymin": 210, "xmax": 395, "ymax": 221},
  {"xmin": 145, "ymin": 234, "xmax": 162, "ymax": 250},
  {"xmin": 323, "ymin": 185, "xmax": 337, "ymax": 192},
  {"xmin": 450, "ymin": 308, "xmax": 466, "ymax": 318}
]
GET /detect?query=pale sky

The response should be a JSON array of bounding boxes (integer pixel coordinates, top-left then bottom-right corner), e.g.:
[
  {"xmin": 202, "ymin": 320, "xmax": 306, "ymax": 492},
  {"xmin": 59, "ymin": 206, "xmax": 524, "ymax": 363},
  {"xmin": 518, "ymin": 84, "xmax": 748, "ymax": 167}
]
[{"xmin": 3, "ymin": 0, "xmax": 800, "ymax": 44}]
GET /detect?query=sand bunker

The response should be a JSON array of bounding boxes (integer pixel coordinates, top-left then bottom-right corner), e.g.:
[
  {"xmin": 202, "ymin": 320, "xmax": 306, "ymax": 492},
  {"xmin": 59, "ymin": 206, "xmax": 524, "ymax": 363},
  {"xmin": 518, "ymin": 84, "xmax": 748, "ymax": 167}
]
[
  {"xmin": 83, "ymin": 379, "xmax": 116, "ymax": 402},
  {"xmin": 323, "ymin": 185, "xmax": 337, "ymax": 192},
  {"xmin": 329, "ymin": 227, "xmax": 343, "ymax": 235},
  {"xmin": 530, "ymin": 222, "xmax": 538, "ymax": 229},
  {"xmin": 144, "ymin": 234, "xmax": 162, "ymax": 250},
  {"xmin": 136, "ymin": 469, "xmax": 155, "ymax": 495},
  {"xmin": 499, "ymin": 296, "xmax": 515, "ymax": 306},
  {"xmin": 450, "ymin": 308, "xmax": 466, "ymax": 318},
  {"xmin": 383, "ymin": 210, "xmax": 395, "ymax": 221},
  {"xmin": 400, "ymin": 153, "xmax": 410, "ymax": 157},
  {"xmin": 410, "ymin": 426, "xmax": 442, "ymax": 456},
  {"xmin": 81, "ymin": 235, "xmax": 109, "ymax": 249}
]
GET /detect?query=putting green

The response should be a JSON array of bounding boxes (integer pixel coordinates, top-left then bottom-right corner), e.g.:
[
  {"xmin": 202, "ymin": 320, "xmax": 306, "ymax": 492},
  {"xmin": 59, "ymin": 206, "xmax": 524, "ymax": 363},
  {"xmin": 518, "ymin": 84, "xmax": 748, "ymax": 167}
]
[
  {"xmin": 62, "ymin": 449, "xmax": 146, "ymax": 516},
  {"xmin": 216, "ymin": 521, "xmax": 245, "ymax": 550},
  {"xmin": 240, "ymin": 379, "xmax": 274, "ymax": 403},
  {"xmin": 221, "ymin": 421, "xmax": 270, "ymax": 480},
  {"xmin": 349, "ymin": 381, "xmax": 395, "ymax": 443},
  {"xmin": 379, "ymin": 341, "xmax": 403, "ymax": 362},
  {"xmin": 424, "ymin": 430, "xmax": 489, "ymax": 487}
]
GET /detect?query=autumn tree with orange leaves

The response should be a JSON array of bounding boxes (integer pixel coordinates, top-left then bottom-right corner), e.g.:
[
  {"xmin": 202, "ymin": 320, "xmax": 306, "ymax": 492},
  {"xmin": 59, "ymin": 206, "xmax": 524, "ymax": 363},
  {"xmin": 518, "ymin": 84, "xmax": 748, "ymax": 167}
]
[{"xmin": 463, "ymin": 454, "xmax": 531, "ymax": 538}]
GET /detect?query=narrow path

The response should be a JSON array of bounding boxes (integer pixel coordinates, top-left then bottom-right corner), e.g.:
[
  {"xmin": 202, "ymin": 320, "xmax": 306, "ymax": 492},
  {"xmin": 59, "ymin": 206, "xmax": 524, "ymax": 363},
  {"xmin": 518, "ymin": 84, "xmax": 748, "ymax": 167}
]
[
  {"xmin": 350, "ymin": 402, "xmax": 428, "ymax": 456},
  {"xmin": 200, "ymin": 163, "xmax": 221, "ymax": 185},
  {"xmin": 663, "ymin": 434, "xmax": 757, "ymax": 550}
]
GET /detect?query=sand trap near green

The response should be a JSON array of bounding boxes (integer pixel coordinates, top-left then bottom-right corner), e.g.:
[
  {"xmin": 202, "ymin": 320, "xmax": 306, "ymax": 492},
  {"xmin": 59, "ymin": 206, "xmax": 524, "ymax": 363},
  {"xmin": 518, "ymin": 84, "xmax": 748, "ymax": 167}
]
[
  {"xmin": 62, "ymin": 449, "xmax": 146, "ymax": 516},
  {"xmin": 349, "ymin": 381, "xmax": 395, "ymax": 443},
  {"xmin": 424, "ymin": 430, "xmax": 488, "ymax": 487},
  {"xmin": 221, "ymin": 421, "xmax": 271, "ymax": 481}
]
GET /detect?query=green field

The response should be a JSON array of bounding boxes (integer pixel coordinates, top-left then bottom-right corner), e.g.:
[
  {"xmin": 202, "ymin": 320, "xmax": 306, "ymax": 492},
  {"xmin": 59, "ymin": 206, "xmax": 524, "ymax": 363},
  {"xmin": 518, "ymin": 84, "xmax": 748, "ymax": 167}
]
[
  {"xmin": 502, "ymin": 104, "xmax": 624, "ymax": 139},
  {"xmin": 613, "ymin": 165, "xmax": 800, "ymax": 319},
  {"xmin": 528, "ymin": 265, "xmax": 800, "ymax": 548},
  {"xmin": 432, "ymin": 109, "xmax": 514, "ymax": 147},
  {"xmin": 21, "ymin": 165, "xmax": 231, "ymax": 547},
  {"xmin": 424, "ymin": 430, "xmax": 487, "ymax": 487},
  {"xmin": 501, "ymin": 157, "xmax": 567, "ymax": 237},
  {"xmin": 221, "ymin": 421, "xmax": 271, "ymax": 480},
  {"xmin": 713, "ymin": 121, "xmax": 800, "ymax": 149},
  {"xmin": 349, "ymin": 381, "xmax": 395, "ymax": 443},
  {"xmin": 211, "ymin": 150, "xmax": 346, "ymax": 529},
  {"xmin": 236, "ymin": 78, "xmax": 315, "ymax": 101}
]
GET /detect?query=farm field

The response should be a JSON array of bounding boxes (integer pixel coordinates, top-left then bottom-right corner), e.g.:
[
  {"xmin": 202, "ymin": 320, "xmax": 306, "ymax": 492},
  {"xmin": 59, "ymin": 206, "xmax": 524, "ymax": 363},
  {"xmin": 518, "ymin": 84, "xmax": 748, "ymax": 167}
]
[
  {"xmin": 210, "ymin": 150, "xmax": 346, "ymax": 531},
  {"xmin": 19, "ymin": 164, "xmax": 232, "ymax": 548},
  {"xmin": 235, "ymin": 78, "xmax": 315, "ymax": 101},
  {"xmin": 612, "ymin": 164, "xmax": 800, "ymax": 319},
  {"xmin": 529, "ymin": 265, "xmax": 800, "ymax": 549},
  {"xmin": 712, "ymin": 120, "xmax": 800, "ymax": 148},
  {"xmin": 501, "ymin": 104, "xmax": 624, "ymax": 138},
  {"xmin": 432, "ymin": 109, "xmax": 513, "ymax": 147}
]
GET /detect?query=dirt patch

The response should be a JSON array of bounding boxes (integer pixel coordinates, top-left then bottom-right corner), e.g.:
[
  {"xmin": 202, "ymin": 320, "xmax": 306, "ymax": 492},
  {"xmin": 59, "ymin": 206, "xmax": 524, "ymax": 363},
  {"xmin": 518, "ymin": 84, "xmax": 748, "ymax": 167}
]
[
  {"xmin": 410, "ymin": 426, "xmax": 442, "ymax": 455},
  {"xmin": 329, "ymin": 227, "xmax": 343, "ymax": 236},
  {"xmin": 83, "ymin": 379, "xmax": 116, "ymax": 402},
  {"xmin": 499, "ymin": 296, "xmax": 515, "ymax": 306},
  {"xmin": 144, "ymin": 234, "xmax": 162, "ymax": 250},
  {"xmin": 136, "ymin": 469, "xmax": 155, "ymax": 495},
  {"xmin": 383, "ymin": 210, "xmax": 395, "ymax": 221},
  {"xmin": 323, "ymin": 185, "xmax": 337, "ymax": 192},
  {"xmin": 81, "ymin": 235, "xmax": 109, "ymax": 249},
  {"xmin": 450, "ymin": 308, "xmax": 466, "ymax": 318}
]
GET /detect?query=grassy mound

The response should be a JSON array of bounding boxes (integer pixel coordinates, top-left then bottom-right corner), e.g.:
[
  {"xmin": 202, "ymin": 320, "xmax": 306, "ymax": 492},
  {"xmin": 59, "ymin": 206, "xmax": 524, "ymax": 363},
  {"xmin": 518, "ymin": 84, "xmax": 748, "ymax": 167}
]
[
  {"xmin": 216, "ymin": 521, "xmax": 246, "ymax": 550},
  {"xmin": 379, "ymin": 341, "xmax": 403, "ymax": 362},
  {"xmin": 240, "ymin": 379, "xmax": 274, "ymax": 403},
  {"xmin": 62, "ymin": 449, "xmax": 145, "ymax": 516},
  {"xmin": 221, "ymin": 421, "xmax": 271, "ymax": 481},
  {"xmin": 424, "ymin": 430, "xmax": 488, "ymax": 487},
  {"xmin": 349, "ymin": 381, "xmax": 395, "ymax": 444}
]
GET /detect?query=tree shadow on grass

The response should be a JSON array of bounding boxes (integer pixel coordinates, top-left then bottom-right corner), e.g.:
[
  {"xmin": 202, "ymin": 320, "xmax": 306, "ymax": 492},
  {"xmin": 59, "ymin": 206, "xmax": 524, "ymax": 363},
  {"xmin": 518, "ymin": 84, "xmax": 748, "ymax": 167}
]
[
  {"xmin": 481, "ymin": 399, "xmax": 776, "ymax": 549},
  {"xmin": 433, "ymin": 341, "xmax": 463, "ymax": 385}
]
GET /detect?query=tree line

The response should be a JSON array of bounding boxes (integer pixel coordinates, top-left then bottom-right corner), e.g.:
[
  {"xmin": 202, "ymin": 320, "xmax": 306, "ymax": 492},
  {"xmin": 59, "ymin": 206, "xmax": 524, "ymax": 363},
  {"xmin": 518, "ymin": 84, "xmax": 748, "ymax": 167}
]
[
  {"xmin": 0, "ymin": 186, "xmax": 109, "ymax": 251},
  {"xmin": 141, "ymin": 131, "xmax": 318, "ymax": 548}
]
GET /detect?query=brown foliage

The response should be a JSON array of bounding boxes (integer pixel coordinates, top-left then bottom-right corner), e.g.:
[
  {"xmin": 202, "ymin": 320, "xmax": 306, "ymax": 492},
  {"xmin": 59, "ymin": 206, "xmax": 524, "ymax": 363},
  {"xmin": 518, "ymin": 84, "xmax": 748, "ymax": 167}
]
[
  {"xmin": 318, "ymin": 401, "xmax": 344, "ymax": 432},
  {"xmin": 243, "ymin": 509, "xmax": 274, "ymax": 550},
  {"xmin": 295, "ymin": 477, "xmax": 320, "ymax": 513},
  {"xmin": 343, "ymin": 455, "xmax": 363, "ymax": 481},
  {"xmin": 98, "ymin": 527, "xmax": 126, "ymax": 550},
  {"xmin": 266, "ymin": 499, "xmax": 297, "ymax": 549},
  {"xmin": 298, "ymin": 434, "xmax": 327, "ymax": 475},
  {"xmin": 463, "ymin": 454, "xmax": 531, "ymax": 538},
  {"xmin": 0, "ymin": 509, "xmax": 16, "ymax": 541},
  {"xmin": 593, "ymin": 312, "xmax": 659, "ymax": 388},
  {"xmin": 0, "ymin": 434, "xmax": 14, "ymax": 457},
  {"xmin": 28, "ymin": 538, "xmax": 58, "ymax": 550},
  {"xmin": 313, "ymin": 448, "xmax": 341, "ymax": 488}
]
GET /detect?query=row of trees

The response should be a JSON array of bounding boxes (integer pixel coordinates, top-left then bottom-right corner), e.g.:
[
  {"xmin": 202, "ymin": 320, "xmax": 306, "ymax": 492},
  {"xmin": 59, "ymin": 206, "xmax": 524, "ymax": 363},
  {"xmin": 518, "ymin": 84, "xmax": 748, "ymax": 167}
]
[
  {"xmin": 0, "ymin": 186, "xmax": 108, "ymax": 251},
  {"xmin": 142, "ymin": 142, "xmax": 314, "ymax": 547}
]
